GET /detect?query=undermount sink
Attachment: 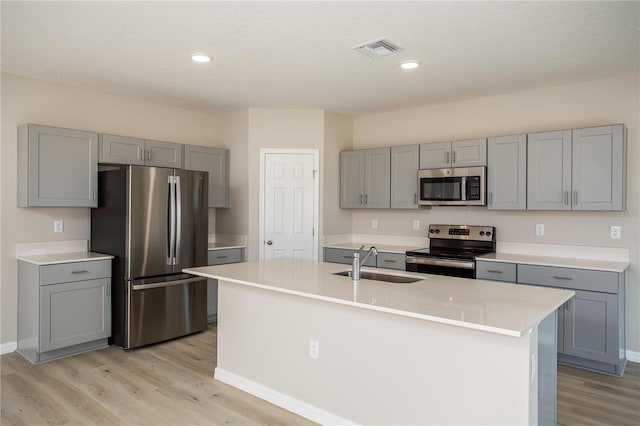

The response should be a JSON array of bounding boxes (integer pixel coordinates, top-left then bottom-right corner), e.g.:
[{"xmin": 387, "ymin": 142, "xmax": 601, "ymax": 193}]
[{"xmin": 333, "ymin": 270, "xmax": 423, "ymax": 283}]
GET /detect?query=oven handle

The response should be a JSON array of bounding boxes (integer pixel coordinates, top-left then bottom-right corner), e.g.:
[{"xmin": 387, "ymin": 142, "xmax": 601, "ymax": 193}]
[{"xmin": 405, "ymin": 256, "xmax": 475, "ymax": 270}]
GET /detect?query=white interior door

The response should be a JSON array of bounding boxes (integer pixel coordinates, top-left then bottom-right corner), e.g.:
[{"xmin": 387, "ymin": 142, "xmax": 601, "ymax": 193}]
[{"xmin": 262, "ymin": 152, "xmax": 317, "ymax": 260}]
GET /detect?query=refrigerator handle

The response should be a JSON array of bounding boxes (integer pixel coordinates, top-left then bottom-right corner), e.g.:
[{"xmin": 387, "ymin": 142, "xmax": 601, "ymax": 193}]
[
  {"xmin": 168, "ymin": 175, "xmax": 176, "ymax": 266},
  {"xmin": 175, "ymin": 175, "xmax": 182, "ymax": 266}
]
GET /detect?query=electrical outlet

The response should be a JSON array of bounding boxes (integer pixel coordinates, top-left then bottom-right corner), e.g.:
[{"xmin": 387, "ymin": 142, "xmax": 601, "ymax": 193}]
[
  {"xmin": 610, "ymin": 226, "xmax": 621, "ymax": 239},
  {"xmin": 54, "ymin": 220, "xmax": 64, "ymax": 233},
  {"xmin": 309, "ymin": 339, "xmax": 319, "ymax": 359},
  {"xmin": 371, "ymin": 219, "xmax": 378, "ymax": 229},
  {"xmin": 413, "ymin": 220, "xmax": 420, "ymax": 231},
  {"xmin": 535, "ymin": 224, "xmax": 544, "ymax": 237}
]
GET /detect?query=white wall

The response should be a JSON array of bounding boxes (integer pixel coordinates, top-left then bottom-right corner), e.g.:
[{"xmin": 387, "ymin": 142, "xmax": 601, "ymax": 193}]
[
  {"xmin": 0, "ymin": 73, "xmax": 220, "ymax": 346},
  {"xmin": 323, "ymin": 112, "xmax": 353, "ymax": 237},
  {"xmin": 351, "ymin": 74, "xmax": 640, "ymax": 354}
]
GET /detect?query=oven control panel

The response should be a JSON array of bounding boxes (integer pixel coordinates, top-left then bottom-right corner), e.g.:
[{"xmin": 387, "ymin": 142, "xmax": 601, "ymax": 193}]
[{"xmin": 428, "ymin": 224, "xmax": 495, "ymax": 241}]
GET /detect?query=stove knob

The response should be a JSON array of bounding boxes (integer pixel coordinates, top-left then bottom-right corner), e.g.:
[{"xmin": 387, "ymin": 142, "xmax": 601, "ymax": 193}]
[
  {"xmin": 435, "ymin": 229, "xmax": 440, "ymax": 234},
  {"xmin": 479, "ymin": 231, "xmax": 485, "ymax": 236},
  {"xmin": 429, "ymin": 229, "xmax": 435, "ymax": 234},
  {"xmin": 486, "ymin": 231, "xmax": 492, "ymax": 237}
]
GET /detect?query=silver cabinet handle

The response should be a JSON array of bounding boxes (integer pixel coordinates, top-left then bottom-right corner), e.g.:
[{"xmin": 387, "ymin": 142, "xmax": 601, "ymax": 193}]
[
  {"xmin": 564, "ymin": 191, "xmax": 569, "ymax": 205},
  {"xmin": 266, "ymin": 240, "xmax": 273, "ymax": 245},
  {"xmin": 486, "ymin": 269, "xmax": 503, "ymax": 274},
  {"xmin": 365, "ymin": 194, "xmax": 368, "ymax": 205},
  {"xmin": 383, "ymin": 259, "xmax": 397, "ymax": 263},
  {"xmin": 147, "ymin": 149, "xmax": 151, "ymax": 161},
  {"xmin": 552, "ymin": 276, "xmax": 573, "ymax": 280},
  {"xmin": 573, "ymin": 190, "xmax": 578, "ymax": 205},
  {"xmin": 216, "ymin": 255, "xmax": 228, "ymax": 259},
  {"xmin": 360, "ymin": 194, "xmax": 363, "ymax": 205},
  {"xmin": 343, "ymin": 255, "xmax": 353, "ymax": 259},
  {"xmin": 446, "ymin": 151, "xmax": 450, "ymax": 164},
  {"xmin": 452, "ymin": 150, "xmax": 456, "ymax": 163},
  {"xmin": 71, "ymin": 270, "xmax": 88, "ymax": 274}
]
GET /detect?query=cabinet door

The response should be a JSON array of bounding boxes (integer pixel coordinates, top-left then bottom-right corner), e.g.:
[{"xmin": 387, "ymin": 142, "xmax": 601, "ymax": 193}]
[
  {"xmin": 390, "ymin": 145, "xmax": 419, "ymax": 209},
  {"xmin": 99, "ymin": 134, "xmax": 145, "ymax": 165},
  {"xmin": 572, "ymin": 125, "xmax": 624, "ymax": 211},
  {"xmin": 487, "ymin": 134, "xmax": 526, "ymax": 210},
  {"xmin": 340, "ymin": 150, "xmax": 365, "ymax": 208},
  {"xmin": 527, "ymin": 130, "xmax": 572, "ymax": 210},
  {"xmin": 207, "ymin": 248, "xmax": 243, "ymax": 265},
  {"xmin": 145, "ymin": 139, "xmax": 184, "ymax": 168},
  {"xmin": 451, "ymin": 138, "xmax": 487, "ymax": 167},
  {"xmin": 563, "ymin": 290, "xmax": 618, "ymax": 364},
  {"xmin": 364, "ymin": 148, "xmax": 391, "ymax": 208},
  {"xmin": 19, "ymin": 124, "xmax": 98, "ymax": 207},
  {"xmin": 40, "ymin": 278, "xmax": 111, "ymax": 352},
  {"xmin": 419, "ymin": 141, "xmax": 451, "ymax": 169},
  {"xmin": 184, "ymin": 145, "xmax": 229, "ymax": 207}
]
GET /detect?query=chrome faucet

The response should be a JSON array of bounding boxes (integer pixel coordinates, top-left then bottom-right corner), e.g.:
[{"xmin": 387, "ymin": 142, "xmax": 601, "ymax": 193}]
[{"xmin": 352, "ymin": 245, "xmax": 378, "ymax": 280}]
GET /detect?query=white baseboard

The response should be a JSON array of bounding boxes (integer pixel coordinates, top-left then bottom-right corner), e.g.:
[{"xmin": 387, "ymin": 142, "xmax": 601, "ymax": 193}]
[
  {"xmin": 1, "ymin": 341, "xmax": 17, "ymax": 355},
  {"xmin": 214, "ymin": 368, "xmax": 357, "ymax": 426},
  {"xmin": 627, "ymin": 350, "xmax": 640, "ymax": 363}
]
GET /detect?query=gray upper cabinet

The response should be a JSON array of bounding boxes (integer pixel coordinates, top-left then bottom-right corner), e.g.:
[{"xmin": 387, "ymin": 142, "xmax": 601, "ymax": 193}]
[
  {"xmin": 100, "ymin": 134, "xmax": 183, "ymax": 168},
  {"xmin": 572, "ymin": 125, "xmax": 624, "ymax": 211},
  {"xmin": 528, "ymin": 125, "xmax": 624, "ymax": 211},
  {"xmin": 340, "ymin": 148, "xmax": 390, "ymax": 209},
  {"xmin": 18, "ymin": 124, "xmax": 98, "ymax": 207},
  {"xmin": 391, "ymin": 145, "xmax": 419, "ymax": 209},
  {"xmin": 419, "ymin": 138, "xmax": 487, "ymax": 169},
  {"xmin": 487, "ymin": 134, "xmax": 527, "ymax": 210},
  {"xmin": 184, "ymin": 145, "xmax": 229, "ymax": 208}
]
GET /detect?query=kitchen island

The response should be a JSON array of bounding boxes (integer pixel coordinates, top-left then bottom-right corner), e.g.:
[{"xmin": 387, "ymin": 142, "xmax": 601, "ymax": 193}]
[{"xmin": 185, "ymin": 259, "xmax": 574, "ymax": 425}]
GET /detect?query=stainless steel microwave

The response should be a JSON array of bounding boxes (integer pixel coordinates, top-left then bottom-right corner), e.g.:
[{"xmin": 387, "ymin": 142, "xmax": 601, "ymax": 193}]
[{"xmin": 418, "ymin": 167, "xmax": 486, "ymax": 206}]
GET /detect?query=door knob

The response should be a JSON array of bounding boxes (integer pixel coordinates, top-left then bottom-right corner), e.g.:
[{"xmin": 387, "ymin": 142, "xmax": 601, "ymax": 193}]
[{"xmin": 266, "ymin": 240, "xmax": 273, "ymax": 245}]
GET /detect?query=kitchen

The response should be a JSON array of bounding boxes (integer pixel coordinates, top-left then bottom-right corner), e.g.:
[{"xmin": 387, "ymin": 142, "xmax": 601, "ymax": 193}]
[{"xmin": 1, "ymin": 1, "xmax": 639, "ymax": 425}]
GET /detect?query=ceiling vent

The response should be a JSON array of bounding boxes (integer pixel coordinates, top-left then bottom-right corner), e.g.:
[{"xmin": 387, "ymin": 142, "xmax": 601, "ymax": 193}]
[{"xmin": 353, "ymin": 38, "xmax": 402, "ymax": 58}]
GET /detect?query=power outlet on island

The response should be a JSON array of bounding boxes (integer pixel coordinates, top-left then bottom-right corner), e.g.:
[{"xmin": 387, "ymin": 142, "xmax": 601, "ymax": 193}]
[
  {"xmin": 535, "ymin": 224, "xmax": 544, "ymax": 237},
  {"xmin": 309, "ymin": 339, "xmax": 319, "ymax": 359},
  {"xmin": 413, "ymin": 220, "xmax": 420, "ymax": 231},
  {"xmin": 610, "ymin": 226, "xmax": 621, "ymax": 239},
  {"xmin": 54, "ymin": 220, "xmax": 64, "ymax": 233},
  {"xmin": 371, "ymin": 219, "xmax": 378, "ymax": 229}
]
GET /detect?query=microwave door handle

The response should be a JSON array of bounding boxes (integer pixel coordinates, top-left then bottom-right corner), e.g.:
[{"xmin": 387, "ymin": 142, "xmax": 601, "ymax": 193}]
[{"xmin": 461, "ymin": 176, "xmax": 467, "ymax": 201}]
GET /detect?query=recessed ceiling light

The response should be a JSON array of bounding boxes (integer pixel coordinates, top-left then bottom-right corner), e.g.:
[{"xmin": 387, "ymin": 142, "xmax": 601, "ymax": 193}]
[
  {"xmin": 400, "ymin": 61, "xmax": 420, "ymax": 70},
  {"xmin": 192, "ymin": 54, "xmax": 211, "ymax": 63}
]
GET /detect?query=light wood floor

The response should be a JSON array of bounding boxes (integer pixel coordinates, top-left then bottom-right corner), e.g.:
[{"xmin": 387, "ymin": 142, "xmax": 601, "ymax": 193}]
[{"xmin": 1, "ymin": 323, "xmax": 639, "ymax": 425}]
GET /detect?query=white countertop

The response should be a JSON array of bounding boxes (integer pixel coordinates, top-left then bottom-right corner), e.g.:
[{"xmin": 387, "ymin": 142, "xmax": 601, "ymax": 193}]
[
  {"xmin": 185, "ymin": 260, "xmax": 573, "ymax": 338},
  {"xmin": 478, "ymin": 252, "xmax": 629, "ymax": 273},
  {"xmin": 17, "ymin": 251, "xmax": 114, "ymax": 265},
  {"xmin": 323, "ymin": 242, "xmax": 423, "ymax": 254},
  {"xmin": 208, "ymin": 243, "xmax": 246, "ymax": 251}
]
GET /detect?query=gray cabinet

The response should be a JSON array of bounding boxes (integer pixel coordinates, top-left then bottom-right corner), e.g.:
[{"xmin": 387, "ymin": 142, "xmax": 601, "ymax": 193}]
[
  {"xmin": 476, "ymin": 260, "xmax": 517, "ymax": 282},
  {"xmin": 184, "ymin": 145, "xmax": 229, "ymax": 208},
  {"xmin": 100, "ymin": 134, "xmax": 183, "ymax": 168},
  {"xmin": 527, "ymin": 125, "xmax": 624, "ymax": 211},
  {"xmin": 206, "ymin": 248, "xmax": 245, "ymax": 322},
  {"xmin": 17, "ymin": 259, "xmax": 111, "ymax": 364},
  {"xmin": 391, "ymin": 145, "xmax": 420, "ymax": 209},
  {"xmin": 419, "ymin": 138, "xmax": 487, "ymax": 169},
  {"xmin": 323, "ymin": 247, "xmax": 377, "ymax": 267},
  {"xmin": 376, "ymin": 252, "xmax": 405, "ymax": 270},
  {"xmin": 340, "ymin": 148, "xmax": 390, "ymax": 209},
  {"xmin": 18, "ymin": 124, "xmax": 98, "ymax": 207},
  {"xmin": 487, "ymin": 134, "xmax": 527, "ymax": 210}
]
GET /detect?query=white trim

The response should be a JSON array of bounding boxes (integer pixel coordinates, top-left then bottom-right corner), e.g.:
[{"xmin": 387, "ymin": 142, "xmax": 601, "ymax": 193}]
[
  {"xmin": 214, "ymin": 367, "xmax": 357, "ymax": 426},
  {"xmin": 1, "ymin": 341, "xmax": 17, "ymax": 355},
  {"xmin": 259, "ymin": 148, "xmax": 320, "ymax": 261},
  {"xmin": 627, "ymin": 350, "xmax": 640, "ymax": 363}
]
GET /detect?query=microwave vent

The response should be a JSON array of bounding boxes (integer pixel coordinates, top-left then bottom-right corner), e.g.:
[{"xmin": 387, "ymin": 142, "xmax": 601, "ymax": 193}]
[{"xmin": 353, "ymin": 38, "xmax": 402, "ymax": 58}]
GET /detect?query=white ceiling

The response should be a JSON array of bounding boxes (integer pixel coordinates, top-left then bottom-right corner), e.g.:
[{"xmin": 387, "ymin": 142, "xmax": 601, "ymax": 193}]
[{"xmin": 2, "ymin": 1, "xmax": 638, "ymax": 116}]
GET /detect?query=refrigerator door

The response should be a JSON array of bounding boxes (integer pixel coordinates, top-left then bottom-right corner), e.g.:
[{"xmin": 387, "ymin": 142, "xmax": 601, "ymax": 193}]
[
  {"xmin": 127, "ymin": 166, "xmax": 174, "ymax": 279},
  {"xmin": 173, "ymin": 169, "xmax": 208, "ymax": 271}
]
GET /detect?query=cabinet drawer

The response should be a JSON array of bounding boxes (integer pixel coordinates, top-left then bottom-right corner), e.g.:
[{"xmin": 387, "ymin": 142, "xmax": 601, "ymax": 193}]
[
  {"xmin": 40, "ymin": 260, "xmax": 111, "ymax": 285},
  {"xmin": 323, "ymin": 248, "xmax": 376, "ymax": 267},
  {"xmin": 377, "ymin": 252, "xmax": 405, "ymax": 270},
  {"xmin": 476, "ymin": 261, "xmax": 517, "ymax": 283},
  {"xmin": 517, "ymin": 264, "xmax": 619, "ymax": 293},
  {"xmin": 208, "ymin": 248, "xmax": 243, "ymax": 265}
]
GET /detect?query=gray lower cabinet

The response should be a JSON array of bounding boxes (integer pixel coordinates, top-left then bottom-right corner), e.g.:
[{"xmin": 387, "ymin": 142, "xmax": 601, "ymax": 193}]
[
  {"xmin": 340, "ymin": 148, "xmax": 391, "ymax": 209},
  {"xmin": 18, "ymin": 124, "xmax": 98, "ymax": 207},
  {"xmin": 184, "ymin": 145, "xmax": 229, "ymax": 208},
  {"xmin": 17, "ymin": 259, "xmax": 111, "ymax": 364},
  {"xmin": 391, "ymin": 145, "xmax": 420, "ymax": 209},
  {"xmin": 100, "ymin": 134, "xmax": 183, "ymax": 168},
  {"xmin": 323, "ymin": 247, "xmax": 397, "ymax": 269},
  {"xmin": 207, "ymin": 248, "xmax": 245, "ymax": 322},
  {"xmin": 480, "ymin": 261, "xmax": 626, "ymax": 376},
  {"xmin": 487, "ymin": 134, "xmax": 527, "ymax": 210}
]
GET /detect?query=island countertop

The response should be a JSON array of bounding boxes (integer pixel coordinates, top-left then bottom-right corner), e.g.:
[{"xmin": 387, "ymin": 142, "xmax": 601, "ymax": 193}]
[{"xmin": 185, "ymin": 259, "xmax": 573, "ymax": 338}]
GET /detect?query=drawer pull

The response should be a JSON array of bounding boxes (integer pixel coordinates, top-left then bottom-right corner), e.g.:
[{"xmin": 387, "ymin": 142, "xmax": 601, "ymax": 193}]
[
  {"xmin": 486, "ymin": 269, "xmax": 503, "ymax": 274},
  {"xmin": 553, "ymin": 276, "xmax": 573, "ymax": 281},
  {"xmin": 343, "ymin": 255, "xmax": 353, "ymax": 259},
  {"xmin": 383, "ymin": 259, "xmax": 397, "ymax": 263},
  {"xmin": 216, "ymin": 255, "xmax": 228, "ymax": 259},
  {"xmin": 71, "ymin": 270, "xmax": 88, "ymax": 274}
]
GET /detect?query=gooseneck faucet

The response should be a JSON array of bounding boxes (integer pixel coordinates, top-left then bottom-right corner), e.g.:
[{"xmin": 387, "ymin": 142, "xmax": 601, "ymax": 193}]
[{"xmin": 352, "ymin": 245, "xmax": 378, "ymax": 280}]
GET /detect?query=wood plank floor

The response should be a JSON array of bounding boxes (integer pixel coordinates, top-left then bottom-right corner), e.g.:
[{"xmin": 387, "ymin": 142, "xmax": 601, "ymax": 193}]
[{"xmin": 2, "ymin": 323, "xmax": 639, "ymax": 425}]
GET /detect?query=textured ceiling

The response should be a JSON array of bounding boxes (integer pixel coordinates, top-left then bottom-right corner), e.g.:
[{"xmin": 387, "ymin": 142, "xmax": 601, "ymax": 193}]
[{"xmin": 2, "ymin": 1, "xmax": 638, "ymax": 116}]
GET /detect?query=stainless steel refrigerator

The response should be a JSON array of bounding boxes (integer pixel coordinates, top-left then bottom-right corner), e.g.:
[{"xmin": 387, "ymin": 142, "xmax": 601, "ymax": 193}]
[{"xmin": 91, "ymin": 165, "xmax": 208, "ymax": 349}]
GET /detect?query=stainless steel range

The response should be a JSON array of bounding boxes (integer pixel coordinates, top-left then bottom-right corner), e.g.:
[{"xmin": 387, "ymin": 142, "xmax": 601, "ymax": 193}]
[{"xmin": 406, "ymin": 224, "xmax": 496, "ymax": 278}]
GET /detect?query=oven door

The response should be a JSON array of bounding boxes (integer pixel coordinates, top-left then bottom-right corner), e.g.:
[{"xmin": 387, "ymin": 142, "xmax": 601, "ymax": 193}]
[{"xmin": 406, "ymin": 256, "xmax": 476, "ymax": 278}]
